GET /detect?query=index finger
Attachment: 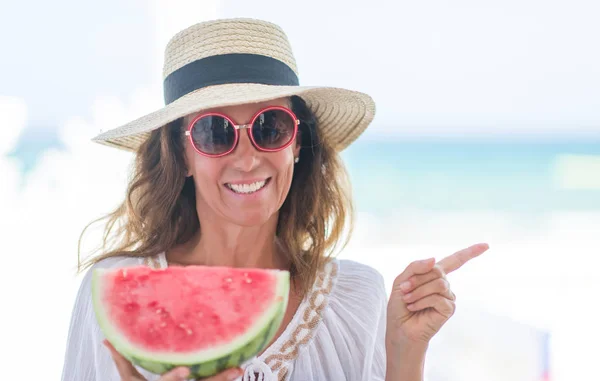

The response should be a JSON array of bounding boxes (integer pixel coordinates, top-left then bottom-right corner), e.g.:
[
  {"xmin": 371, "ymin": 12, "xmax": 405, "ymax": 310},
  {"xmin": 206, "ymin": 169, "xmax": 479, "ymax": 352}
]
[
  {"xmin": 159, "ymin": 367, "xmax": 191, "ymax": 381},
  {"xmin": 438, "ymin": 243, "xmax": 489, "ymax": 274}
]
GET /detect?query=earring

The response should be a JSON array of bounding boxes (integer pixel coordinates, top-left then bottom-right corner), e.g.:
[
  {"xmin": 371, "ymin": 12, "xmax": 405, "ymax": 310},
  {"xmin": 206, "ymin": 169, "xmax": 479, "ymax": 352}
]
[{"xmin": 294, "ymin": 157, "xmax": 299, "ymax": 164}]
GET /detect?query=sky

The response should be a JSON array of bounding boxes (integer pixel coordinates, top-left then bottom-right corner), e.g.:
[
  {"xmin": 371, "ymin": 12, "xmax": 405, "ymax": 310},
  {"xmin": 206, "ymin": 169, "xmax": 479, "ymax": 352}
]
[
  {"xmin": 216, "ymin": 0, "xmax": 600, "ymax": 135},
  {"xmin": 1, "ymin": 1, "xmax": 599, "ymax": 380},
  {"xmin": 2, "ymin": 0, "xmax": 600, "ymax": 172}
]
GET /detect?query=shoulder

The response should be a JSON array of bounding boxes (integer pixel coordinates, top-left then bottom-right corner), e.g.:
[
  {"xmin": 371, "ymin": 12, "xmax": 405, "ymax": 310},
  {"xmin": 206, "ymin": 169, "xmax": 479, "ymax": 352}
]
[
  {"xmin": 334, "ymin": 258, "xmax": 387, "ymax": 298},
  {"xmin": 82, "ymin": 254, "xmax": 156, "ymax": 277},
  {"xmin": 336, "ymin": 258, "xmax": 385, "ymax": 281},
  {"xmin": 87, "ymin": 255, "xmax": 150, "ymax": 271},
  {"xmin": 324, "ymin": 258, "xmax": 388, "ymax": 323}
]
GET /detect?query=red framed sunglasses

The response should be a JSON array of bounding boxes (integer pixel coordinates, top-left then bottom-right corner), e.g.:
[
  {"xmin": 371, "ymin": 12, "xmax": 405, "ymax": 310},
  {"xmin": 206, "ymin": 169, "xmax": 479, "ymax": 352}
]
[{"xmin": 184, "ymin": 106, "xmax": 300, "ymax": 157}]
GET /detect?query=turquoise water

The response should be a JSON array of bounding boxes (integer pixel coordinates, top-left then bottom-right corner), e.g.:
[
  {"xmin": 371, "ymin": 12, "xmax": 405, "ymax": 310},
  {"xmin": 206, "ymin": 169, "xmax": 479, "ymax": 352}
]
[
  {"xmin": 342, "ymin": 139, "xmax": 600, "ymax": 215},
  {"xmin": 10, "ymin": 134, "xmax": 600, "ymax": 216}
]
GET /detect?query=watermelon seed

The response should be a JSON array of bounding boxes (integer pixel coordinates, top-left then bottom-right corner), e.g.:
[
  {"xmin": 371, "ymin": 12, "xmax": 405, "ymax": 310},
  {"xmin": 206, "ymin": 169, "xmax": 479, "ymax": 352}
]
[
  {"xmin": 159, "ymin": 322, "xmax": 167, "ymax": 328},
  {"xmin": 156, "ymin": 308, "xmax": 163, "ymax": 314},
  {"xmin": 225, "ymin": 277, "xmax": 232, "ymax": 283},
  {"xmin": 179, "ymin": 323, "xmax": 193, "ymax": 335},
  {"xmin": 121, "ymin": 269, "xmax": 127, "ymax": 278},
  {"xmin": 245, "ymin": 278, "xmax": 252, "ymax": 284}
]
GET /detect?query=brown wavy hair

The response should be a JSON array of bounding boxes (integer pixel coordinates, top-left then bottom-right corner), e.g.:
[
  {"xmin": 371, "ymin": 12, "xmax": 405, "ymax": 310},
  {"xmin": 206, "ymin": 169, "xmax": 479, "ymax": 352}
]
[{"xmin": 78, "ymin": 95, "xmax": 354, "ymax": 293}]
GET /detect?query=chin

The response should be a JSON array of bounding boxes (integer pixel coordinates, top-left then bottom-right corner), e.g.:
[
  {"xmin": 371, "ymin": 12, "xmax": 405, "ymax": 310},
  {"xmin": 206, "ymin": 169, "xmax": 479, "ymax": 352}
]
[{"xmin": 225, "ymin": 210, "xmax": 276, "ymax": 227}]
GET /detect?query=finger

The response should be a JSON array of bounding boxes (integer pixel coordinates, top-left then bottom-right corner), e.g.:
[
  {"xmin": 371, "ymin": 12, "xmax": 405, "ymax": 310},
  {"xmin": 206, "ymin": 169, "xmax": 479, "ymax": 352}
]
[
  {"xmin": 397, "ymin": 264, "xmax": 445, "ymax": 294},
  {"xmin": 438, "ymin": 243, "xmax": 489, "ymax": 274},
  {"xmin": 401, "ymin": 277, "xmax": 453, "ymax": 305},
  {"xmin": 104, "ymin": 339, "xmax": 145, "ymax": 380},
  {"xmin": 406, "ymin": 294, "xmax": 455, "ymax": 317},
  {"xmin": 199, "ymin": 367, "xmax": 244, "ymax": 381},
  {"xmin": 159, "ymin": 367, "xmax": 192, "ymax": 381},
  {"xmin": 393, "ymin": 257, "xmax": 436, "ymax": 291}
]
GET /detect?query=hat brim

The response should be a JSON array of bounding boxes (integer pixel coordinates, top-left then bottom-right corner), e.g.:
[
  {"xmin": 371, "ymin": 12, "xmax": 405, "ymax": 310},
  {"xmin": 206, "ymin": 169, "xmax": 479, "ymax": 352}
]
[{"xmin": 91, "ymin": 83, "xmax": 376, "ymax": 153}]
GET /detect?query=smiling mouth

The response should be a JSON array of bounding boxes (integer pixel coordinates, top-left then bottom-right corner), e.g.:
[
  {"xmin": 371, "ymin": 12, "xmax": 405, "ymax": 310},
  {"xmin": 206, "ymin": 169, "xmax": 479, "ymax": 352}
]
[{"xmin": 225, "ymin": 178, "xmax": 271, "ymax": 194}]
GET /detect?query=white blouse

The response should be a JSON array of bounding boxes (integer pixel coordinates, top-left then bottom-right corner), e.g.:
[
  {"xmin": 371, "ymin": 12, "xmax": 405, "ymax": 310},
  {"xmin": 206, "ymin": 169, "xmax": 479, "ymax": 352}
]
[{"xmin": 61, "ymin": 253, "xmax": 388, "ymax": 381}]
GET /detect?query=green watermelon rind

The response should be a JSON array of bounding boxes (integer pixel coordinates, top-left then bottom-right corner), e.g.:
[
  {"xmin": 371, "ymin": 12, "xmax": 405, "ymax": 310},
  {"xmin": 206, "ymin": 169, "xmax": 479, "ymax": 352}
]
[{"xmin": 91, "ymin": 268, "xmax": 289, "ymax": 377}]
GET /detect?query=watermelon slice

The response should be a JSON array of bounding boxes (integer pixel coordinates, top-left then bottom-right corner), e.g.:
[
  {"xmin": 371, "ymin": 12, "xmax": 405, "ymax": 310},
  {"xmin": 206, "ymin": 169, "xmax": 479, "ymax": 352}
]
[{"xmin": 91, "ymin": 265, "xmax": 289, "ymax": 378}]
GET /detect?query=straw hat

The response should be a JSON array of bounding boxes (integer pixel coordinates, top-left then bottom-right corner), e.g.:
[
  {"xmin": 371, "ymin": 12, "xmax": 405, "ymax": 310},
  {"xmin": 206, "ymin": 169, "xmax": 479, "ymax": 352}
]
[{"xmin": 92, "ymin": 18, "xmax": 376, "ymax": 152}]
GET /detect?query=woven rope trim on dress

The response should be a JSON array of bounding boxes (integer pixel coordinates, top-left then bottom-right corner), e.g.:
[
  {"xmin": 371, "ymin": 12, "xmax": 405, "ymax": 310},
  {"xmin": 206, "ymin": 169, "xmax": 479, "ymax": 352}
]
[{"xmin": 264, "ymin": 260, "xmax": 338, "ymax": 381}]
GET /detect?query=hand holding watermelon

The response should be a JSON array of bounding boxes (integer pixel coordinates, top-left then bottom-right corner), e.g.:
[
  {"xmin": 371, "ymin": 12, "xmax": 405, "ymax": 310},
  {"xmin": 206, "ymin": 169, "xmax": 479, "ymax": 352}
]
[
  {"xmin": 386, "ymin": 243, "xmax": 489, "ymax": 348},
  {"xmin": 104, "ymin": 340, "xmax": 243, "ymax": 381}
]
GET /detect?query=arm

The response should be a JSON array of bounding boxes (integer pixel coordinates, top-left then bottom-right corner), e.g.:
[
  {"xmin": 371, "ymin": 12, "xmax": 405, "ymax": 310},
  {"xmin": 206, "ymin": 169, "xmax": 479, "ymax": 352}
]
[
  {"xmin": 385, "ymin": 340, "xmax": 427, "ymax": 381},
  {"xmin": 61, "ymin": 266, "xmax": 121, "ymax": 381}
]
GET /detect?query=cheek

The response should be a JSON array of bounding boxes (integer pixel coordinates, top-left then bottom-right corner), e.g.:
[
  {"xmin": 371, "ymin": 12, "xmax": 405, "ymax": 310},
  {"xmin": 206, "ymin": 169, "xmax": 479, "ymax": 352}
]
[{"xmin": 187, "ymin": 149, "xmax": 223, "ymax": 193}]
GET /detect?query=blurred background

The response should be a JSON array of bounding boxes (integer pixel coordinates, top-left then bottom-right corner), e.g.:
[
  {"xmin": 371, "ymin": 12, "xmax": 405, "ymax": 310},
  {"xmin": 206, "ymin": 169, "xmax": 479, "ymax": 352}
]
[{"xmin": 1, "ymin": 0, "xmax": 599, "ymax": 380}]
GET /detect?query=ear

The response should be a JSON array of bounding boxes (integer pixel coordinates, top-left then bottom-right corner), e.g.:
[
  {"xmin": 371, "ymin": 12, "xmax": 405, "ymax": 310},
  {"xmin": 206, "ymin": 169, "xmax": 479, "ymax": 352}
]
[{"xmin": 293, "ymin": 130, "xmax": 302, "ymax": 158}]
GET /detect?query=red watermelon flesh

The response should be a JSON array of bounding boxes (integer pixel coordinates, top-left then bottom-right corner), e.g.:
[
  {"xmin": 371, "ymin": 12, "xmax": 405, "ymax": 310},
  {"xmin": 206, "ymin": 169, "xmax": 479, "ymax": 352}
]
[
  {"xmin": 92, "ymin": 264, "xmax": 290, "ymax": 377},
  {"xmin": 102, "ymin": 266, "xmax": 280, "ymax": 352}
]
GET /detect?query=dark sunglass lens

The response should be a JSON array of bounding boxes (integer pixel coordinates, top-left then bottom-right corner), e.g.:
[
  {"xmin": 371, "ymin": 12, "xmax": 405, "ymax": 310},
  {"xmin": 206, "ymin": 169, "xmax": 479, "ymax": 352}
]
[
  {"xmin": 190, "ymin": 116, "xmax": 235, "ymax": 155},
  {"xmin": 252, "ymin": 110, "xmax": 295, "ymax": 150}
]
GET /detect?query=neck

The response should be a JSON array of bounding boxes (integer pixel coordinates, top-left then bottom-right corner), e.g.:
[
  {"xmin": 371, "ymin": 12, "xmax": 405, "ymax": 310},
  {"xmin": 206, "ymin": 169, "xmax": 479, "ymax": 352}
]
[{"xmin": 167, "ymin": 213, "xmax": 286, "ymax": 271}]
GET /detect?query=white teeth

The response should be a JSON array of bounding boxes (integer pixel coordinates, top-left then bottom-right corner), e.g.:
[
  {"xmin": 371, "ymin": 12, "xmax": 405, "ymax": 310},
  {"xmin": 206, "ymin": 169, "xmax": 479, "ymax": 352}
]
[{"xmin": 227, "ymin": 180, "xmax": 267, "ymax": 194}]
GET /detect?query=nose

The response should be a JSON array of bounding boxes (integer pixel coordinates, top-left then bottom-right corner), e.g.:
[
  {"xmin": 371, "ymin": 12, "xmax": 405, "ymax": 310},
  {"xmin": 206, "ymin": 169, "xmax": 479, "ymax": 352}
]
[{"xmin": 230, "ymin": 128, "xmax": 260, "ymax": 172}]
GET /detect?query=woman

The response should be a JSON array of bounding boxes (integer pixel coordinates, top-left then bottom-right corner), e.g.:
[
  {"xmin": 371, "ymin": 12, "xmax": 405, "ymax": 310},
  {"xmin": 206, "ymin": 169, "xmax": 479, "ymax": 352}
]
[{"xmin": 61, "ymin": 18, "xmax": 489, "ymax": 381}]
